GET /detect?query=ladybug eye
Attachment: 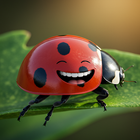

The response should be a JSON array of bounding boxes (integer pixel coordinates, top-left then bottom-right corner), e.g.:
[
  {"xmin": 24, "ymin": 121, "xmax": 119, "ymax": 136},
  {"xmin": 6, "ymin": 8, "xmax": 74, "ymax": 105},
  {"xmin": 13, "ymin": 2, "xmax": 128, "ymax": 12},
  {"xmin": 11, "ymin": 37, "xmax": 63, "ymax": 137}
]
[
  {"xmin": 57, "ymin": 60, "xmax": 67, "ymax": 64},
  {"xmin": 81, "ymin": 60, "xmax": 90, "ymax": 64}
]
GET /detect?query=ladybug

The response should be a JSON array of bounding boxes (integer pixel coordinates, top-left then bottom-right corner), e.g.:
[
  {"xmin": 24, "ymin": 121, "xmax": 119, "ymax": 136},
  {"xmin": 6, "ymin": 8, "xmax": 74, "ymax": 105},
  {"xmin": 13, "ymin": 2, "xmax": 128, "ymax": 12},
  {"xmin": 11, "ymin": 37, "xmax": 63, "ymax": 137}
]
[{"xmin": 17, "ymin": 35, "xmax": 135, "ymax": 126}]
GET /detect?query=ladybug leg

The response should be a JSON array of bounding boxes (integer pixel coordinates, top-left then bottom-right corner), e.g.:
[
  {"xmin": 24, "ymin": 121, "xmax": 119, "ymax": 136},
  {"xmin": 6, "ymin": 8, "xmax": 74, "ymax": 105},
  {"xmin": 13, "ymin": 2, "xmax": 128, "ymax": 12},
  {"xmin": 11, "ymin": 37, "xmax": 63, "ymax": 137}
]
[
  {"xmin": 114, "ymin": 84, "xmax": 118, "ymax": 90},
  {"xmin": 18, "ymin": 95, "xmax": 49, "ymax": 121},
  {"xmin": 43, "ymin": 95, "xmax": 70, "ymax": 126},
  {"xmin": 93, "ymin": 86, "xmax": 109, "ymax": 111}
]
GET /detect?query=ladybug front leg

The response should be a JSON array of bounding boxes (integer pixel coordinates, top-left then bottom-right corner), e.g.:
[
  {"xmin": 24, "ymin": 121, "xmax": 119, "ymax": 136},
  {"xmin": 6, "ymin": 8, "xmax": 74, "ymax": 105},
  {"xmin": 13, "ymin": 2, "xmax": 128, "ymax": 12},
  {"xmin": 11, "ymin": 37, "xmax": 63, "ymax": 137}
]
[
  {"xmin": 18, "ymin": 95, "xmax": 49, "ymax": 121},
  {"xmin": 43, "ymin": 95, "xmax": 70, "ymax": 126},
  {"xmin": 93, "ymin": 86, "xmax": 109, "ymax": 111}
]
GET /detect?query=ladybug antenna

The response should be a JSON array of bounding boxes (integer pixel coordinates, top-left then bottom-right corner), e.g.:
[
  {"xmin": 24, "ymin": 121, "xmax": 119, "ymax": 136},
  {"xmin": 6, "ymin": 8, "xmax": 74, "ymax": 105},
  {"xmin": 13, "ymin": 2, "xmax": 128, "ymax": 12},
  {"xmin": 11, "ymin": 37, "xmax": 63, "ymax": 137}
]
[
  {"xmin": 124, "ymin": 80, "xmax": 136, "ymax": 83},
  {"xmin": 123, "ymin": 65, "xmax": 136, "ymax": 83},
  {"xmin": 124, "ymin": 65, "xmax": 134, "ymax": 72}
]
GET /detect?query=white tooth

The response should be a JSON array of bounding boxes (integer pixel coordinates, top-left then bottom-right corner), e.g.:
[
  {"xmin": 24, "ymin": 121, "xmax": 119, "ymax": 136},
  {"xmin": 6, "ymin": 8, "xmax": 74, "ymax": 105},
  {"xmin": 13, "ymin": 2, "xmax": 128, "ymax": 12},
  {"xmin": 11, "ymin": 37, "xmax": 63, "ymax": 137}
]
[
  {"xmin": 60, "ymin": 71, "xmax": 64, "ymax": 76},
  {"xmin": 60, "ymin": 70, "xmax": 91, "ymax": 77},
  {"xmin": 87, "ymin": 71, "xmax": 91, "ymax": 75},
  {"xmin": 60, "ymin": 71, "xmax": 63, "ymax": 75},
  {"xmin": 66, "ymin": 73, "xmax": 72, "ymax": 77},
  {"xmin": 78, "ymin": 73, "xmax": 84, "ymax": 77},
  {"xmin": 83, "ymin": 72, "xmax": 88, "ymax": 76},
  {"xmin": 72, "ymin": 73, "xmax": 78, "ymax": 77},
  {"xmin": 63, "ymin": 72, "xmax": 67, "ymax": 76},
  {"xmin": 60, "ymin": 71, "xmax": 67, "ymax": 76},
  {"xmin": 86, "ymin": 71, "xmax": 90, "ymax": 75}
]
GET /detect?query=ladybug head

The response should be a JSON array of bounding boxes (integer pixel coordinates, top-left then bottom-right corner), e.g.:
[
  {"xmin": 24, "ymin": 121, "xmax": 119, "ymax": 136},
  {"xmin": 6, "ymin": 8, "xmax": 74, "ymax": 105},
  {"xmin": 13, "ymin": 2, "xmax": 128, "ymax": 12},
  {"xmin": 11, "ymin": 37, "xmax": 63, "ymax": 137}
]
[{"xmin": 119, "ymin": 65, "xmax": 136, "ymax": 86}]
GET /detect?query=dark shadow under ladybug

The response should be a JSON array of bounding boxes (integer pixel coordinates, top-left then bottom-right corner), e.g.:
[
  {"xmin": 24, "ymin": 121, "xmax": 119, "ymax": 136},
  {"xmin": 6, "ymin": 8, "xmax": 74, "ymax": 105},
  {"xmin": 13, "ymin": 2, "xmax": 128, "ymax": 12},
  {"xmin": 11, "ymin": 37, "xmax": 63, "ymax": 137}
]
[{"xmin": 17, "ymin": 50, "xmax": 136, "ymax": 126}]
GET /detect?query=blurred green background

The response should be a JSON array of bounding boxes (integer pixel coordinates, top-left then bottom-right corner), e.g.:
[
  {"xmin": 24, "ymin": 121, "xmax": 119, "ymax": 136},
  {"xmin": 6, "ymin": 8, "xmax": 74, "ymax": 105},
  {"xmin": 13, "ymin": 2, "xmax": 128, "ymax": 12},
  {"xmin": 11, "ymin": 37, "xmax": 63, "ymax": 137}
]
[{"xmin": 0, "ymin": 0, "xmax": 140, "ymax": 140}]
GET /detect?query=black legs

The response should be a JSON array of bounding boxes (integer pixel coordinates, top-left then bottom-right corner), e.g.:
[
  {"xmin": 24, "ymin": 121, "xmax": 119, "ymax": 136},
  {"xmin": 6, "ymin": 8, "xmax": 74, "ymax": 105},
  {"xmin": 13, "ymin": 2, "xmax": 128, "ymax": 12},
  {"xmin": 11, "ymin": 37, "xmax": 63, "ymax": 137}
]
[
  {"xmin": 18, "ymin": 87, "xmax": 109, "ymax": 126},
  {"xmin": 17, "ymin": 105, "xmax": 30, "ymax": 121},
  {"xmin": 43, "ymin": 95, "xmax": 70, "ymax": 126},
  {"xmin": 18, "ymin": 95, "xmax": 70, "ymax": 126},
  {"xmin": 93, "ymin": 86, "xmax": 109, "ymax": 111},
  {"xmin": 18, "ymin": 95, "xmax": 49, "ymax": 121}
]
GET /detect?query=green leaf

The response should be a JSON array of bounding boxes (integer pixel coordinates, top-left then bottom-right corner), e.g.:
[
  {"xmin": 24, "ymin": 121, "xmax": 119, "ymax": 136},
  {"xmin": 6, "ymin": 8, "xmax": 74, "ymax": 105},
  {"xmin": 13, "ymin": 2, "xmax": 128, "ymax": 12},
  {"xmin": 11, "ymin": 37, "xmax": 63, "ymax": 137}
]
[
  {"xmin": 0, "ymin": 107, "xmax": 138, "ymax": 140},
  {"xmin": 0, "ymin": 30, "xmax": 140, "ymax": 119}
]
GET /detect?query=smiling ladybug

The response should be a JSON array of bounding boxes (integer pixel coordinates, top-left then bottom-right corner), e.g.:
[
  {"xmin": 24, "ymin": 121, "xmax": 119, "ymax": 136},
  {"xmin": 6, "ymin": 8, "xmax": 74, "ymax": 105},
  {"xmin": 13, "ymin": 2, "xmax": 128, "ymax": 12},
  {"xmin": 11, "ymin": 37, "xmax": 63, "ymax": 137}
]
[{"xmin": 17, "ymin": 35, "xmax": 135, "ymax": 126}]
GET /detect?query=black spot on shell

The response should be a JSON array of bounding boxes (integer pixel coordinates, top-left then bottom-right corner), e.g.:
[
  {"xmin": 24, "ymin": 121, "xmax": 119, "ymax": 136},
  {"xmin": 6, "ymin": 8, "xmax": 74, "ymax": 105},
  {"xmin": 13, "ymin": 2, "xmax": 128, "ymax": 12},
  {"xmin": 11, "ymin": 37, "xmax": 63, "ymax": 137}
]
[
  {"xmin": 57, "ymin": 42, "xmax": 70, "ymax": 55},
  {"xmin": 77, "ymin": 83, "xmax": 85, "ymax": 87},
  {"xmin": 33, "ymin": 68, "xmax": 47, "ymax": 88},
  {"xmin": 79, "ymin": 66, "xmax": 88, "ymax": 72},
  {"xmin": 88, "ymin": 41, "xmax": 97, "ymax": 51}
]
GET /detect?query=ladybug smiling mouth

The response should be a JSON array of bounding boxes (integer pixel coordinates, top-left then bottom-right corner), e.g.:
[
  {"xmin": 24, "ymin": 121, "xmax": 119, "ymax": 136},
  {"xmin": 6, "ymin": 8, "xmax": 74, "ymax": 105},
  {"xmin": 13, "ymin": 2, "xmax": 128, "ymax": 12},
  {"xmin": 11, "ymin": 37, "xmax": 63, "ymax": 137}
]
[{"xmin": 57, "ymin": 70, "xmax": 94, "ymax": 87}]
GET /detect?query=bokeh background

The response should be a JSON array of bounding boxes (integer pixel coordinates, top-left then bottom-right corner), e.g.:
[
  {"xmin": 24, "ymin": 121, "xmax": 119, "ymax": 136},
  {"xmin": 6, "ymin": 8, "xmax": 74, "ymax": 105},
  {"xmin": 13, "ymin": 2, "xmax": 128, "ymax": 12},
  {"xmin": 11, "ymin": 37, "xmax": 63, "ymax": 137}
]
[
  {"xmin": 0, "ymin": 0, "xmax": 140, "ymax": 54},
  {"xmin": 0, "ymin": 0, "xmax": 140, "ymax": 140}
]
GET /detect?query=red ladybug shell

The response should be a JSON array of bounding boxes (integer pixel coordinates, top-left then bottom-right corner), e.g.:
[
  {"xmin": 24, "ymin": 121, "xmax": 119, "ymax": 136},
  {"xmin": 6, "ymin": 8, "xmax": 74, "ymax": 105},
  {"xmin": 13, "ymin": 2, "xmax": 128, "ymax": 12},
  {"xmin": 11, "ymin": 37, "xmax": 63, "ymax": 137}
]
[{"xmin": 17, "ymin": 35, "xmax": 102, "ymax": 95}]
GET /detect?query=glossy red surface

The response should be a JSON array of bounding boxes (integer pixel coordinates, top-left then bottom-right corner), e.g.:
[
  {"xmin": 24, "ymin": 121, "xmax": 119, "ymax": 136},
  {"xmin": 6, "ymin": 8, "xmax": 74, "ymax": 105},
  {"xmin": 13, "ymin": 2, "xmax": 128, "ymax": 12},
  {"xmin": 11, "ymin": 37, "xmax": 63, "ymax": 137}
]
[{"xmin": 17, "ymin": 35, "xmax": 102, "ymax": 95}]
